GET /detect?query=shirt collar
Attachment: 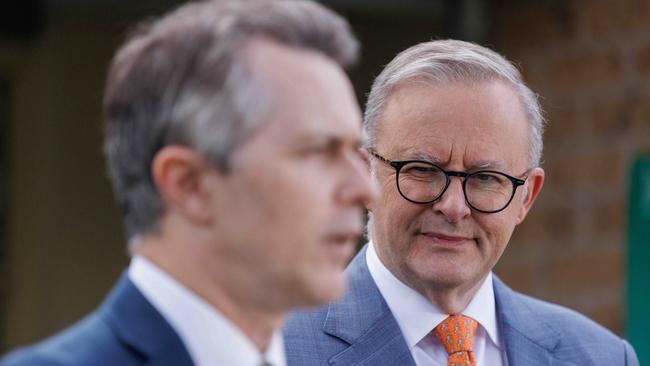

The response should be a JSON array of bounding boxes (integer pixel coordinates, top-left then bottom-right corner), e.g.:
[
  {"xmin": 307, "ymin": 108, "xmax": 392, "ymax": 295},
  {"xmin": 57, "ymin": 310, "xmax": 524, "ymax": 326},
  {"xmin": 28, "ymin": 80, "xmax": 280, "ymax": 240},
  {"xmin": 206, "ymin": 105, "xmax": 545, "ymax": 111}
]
[
  {"xmin": 128, "ymin": 255, "xmax": 286, "ymax": 366},
  {"xmin": 365, "ymin": 241, "xmax": 500, "ymax": 349}
]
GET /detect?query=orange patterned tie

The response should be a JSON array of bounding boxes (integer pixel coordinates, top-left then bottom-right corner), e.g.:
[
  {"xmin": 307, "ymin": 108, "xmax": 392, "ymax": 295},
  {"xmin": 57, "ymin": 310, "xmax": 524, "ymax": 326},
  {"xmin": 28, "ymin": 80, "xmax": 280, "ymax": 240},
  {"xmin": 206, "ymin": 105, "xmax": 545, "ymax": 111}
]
[{"xmin": 433, "ymin": 314, "xmax": 478, "ymax": 366}]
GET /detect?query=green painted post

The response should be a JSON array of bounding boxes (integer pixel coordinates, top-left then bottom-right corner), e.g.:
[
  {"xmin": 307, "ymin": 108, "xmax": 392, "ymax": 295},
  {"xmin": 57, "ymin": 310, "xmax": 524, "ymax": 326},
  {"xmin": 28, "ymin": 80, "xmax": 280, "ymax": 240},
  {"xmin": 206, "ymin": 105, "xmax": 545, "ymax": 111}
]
[{"xmin": 628, "ymin": 154, "xmax": 650, "ymax": 363}]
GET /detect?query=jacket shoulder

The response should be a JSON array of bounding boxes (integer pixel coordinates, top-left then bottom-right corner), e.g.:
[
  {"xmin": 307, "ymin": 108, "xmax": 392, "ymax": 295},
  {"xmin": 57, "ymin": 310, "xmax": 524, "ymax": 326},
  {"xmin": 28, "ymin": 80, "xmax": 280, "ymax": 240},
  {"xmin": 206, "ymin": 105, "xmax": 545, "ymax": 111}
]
[
  {"xmin": 503, "ymin": 288, "xmax": 639, "ymax": 365},
  {"xmin": 1, "ymin": 312, "xmax": 141, "ymax": 366},
  {"xmin": 513, "ymin": 291, "xmax": 618, "ymax": 339}
]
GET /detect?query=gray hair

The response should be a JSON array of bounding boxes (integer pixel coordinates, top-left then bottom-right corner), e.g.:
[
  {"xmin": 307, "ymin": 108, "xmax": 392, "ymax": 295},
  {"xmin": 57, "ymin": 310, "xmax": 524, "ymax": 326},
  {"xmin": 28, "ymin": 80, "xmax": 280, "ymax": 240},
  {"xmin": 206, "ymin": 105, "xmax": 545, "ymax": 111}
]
[
  {"xmin": 104, "ymin": 0, "xmax": 359, "ymax": 239},
  {"xmin": 363, "ymin": 39, "xmax": 545, "ymax": 168}
]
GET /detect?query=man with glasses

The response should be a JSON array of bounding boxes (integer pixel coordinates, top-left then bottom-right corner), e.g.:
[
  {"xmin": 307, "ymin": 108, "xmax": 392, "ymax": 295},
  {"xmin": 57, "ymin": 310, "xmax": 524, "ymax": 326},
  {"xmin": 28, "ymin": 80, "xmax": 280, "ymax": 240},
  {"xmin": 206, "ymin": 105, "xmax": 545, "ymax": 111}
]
[
  {"xmin": 284, "ymin": 40, "xmax": 639, "ymax": 365},
  {"xmin": 1, "ymin": 1, "xmax": 375, "ymax": 365}
]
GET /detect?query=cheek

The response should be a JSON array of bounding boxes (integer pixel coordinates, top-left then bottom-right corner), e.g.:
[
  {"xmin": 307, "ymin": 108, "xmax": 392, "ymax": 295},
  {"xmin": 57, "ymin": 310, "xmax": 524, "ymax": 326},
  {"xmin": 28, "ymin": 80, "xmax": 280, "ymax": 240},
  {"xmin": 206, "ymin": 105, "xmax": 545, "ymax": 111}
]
[
  {"xmin": 256, "ymin": 174, "xmax": 334, "ymax": 262},
  {"xmin": 475, "ymin": 213, "xmax": 517, "ymax": 256},
  {"xmin": 256, "ymin": 167, "xmax": 323, "ymax": 215},
  {"xmin": 372, "ymin": 178, "xmax": 402, "ymax": 215},
  {"xmin": 373, "ymin": 193, "xmax": 420, "ymax": 244}
]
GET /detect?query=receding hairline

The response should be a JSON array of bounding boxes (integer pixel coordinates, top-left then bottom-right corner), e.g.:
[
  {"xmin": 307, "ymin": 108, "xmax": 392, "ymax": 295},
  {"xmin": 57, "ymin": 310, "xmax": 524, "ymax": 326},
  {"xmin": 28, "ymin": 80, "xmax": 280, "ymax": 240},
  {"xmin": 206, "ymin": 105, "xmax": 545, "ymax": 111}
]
[{"xmin": 369, "ymin": 76, "xmax": 530, "ymax": 136}]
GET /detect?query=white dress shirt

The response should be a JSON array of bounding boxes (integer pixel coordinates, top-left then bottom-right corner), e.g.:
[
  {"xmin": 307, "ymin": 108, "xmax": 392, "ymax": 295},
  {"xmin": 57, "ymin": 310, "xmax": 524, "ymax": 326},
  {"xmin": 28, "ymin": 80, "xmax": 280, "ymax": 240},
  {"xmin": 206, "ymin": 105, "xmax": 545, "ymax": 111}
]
[
  {"xmin": 128, "ymin": 255, "xmax": 286, "ymax": 366},
  {"xmin": 366, "ymin": 242, "xmax": 508, "ymax": 366}
]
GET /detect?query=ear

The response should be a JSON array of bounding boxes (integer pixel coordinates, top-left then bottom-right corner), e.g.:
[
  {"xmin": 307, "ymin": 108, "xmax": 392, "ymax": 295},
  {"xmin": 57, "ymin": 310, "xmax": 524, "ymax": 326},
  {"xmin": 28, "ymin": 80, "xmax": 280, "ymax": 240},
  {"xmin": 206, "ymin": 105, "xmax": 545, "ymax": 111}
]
[
  {"xmin": 151, "ymin": 146, "xmax": 216, "ymax": 226},
  {"xmin": 358, "ymin": 147, "xmax": 371, "ymax": 166},
  {"xmin": 516, "ymin": 167, "xmax": 545, "ymax": 224}
]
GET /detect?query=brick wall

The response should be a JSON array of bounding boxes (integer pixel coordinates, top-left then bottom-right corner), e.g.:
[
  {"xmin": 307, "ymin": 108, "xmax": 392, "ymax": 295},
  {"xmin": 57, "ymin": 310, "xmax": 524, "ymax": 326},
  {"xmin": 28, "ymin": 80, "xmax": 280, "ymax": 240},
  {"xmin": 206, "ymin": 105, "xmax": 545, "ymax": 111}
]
[{"xmin": 491, "ymin": 0, "xmax": 650, "ymax": 334}]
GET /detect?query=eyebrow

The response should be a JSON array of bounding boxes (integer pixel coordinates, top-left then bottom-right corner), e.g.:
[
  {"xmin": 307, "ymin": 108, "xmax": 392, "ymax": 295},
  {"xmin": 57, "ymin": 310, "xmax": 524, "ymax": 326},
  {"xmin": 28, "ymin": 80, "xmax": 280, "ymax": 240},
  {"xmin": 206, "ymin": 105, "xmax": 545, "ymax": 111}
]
[
  {"xmin": 293, "ymin": 132, "xmax": 362, "ymax": 149},
  {"xmin": 467, "ymin": 160, "xmax": 507, "ymax": 171},
  {"xmin": 403, "ymin": 153, "xmax": 507, "ymax": 171},
  {"xmin": 408, "ymin": 151, "xmax": 443, "ymax": 163}
]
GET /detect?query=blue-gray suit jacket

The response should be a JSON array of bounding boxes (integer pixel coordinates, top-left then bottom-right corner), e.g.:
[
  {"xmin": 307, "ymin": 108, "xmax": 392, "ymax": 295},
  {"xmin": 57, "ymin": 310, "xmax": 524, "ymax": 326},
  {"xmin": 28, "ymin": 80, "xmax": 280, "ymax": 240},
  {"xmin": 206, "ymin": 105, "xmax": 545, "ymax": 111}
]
[
  {"xmin": 1, "ymin": 274, "xmax": 194, "ymax": 366},
  {"xmin": 284, "ymin": 245, "xmax": 639, "ymax": 366}
]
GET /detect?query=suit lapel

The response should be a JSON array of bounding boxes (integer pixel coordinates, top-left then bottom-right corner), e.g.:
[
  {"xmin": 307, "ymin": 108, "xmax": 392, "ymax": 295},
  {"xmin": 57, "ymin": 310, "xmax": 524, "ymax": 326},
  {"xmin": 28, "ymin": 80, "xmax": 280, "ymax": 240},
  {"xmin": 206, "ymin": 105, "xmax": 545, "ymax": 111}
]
[
  {"xmin": 494, "ymin": 276, "xmax": 577, "ymax": 366},
  {"xmin": 99, "ymin": 273, "xmax": 195, "ymax": 366},
  {"xmin": 323, "ymin": 246, "xmax": 416, "ymax": 366}
]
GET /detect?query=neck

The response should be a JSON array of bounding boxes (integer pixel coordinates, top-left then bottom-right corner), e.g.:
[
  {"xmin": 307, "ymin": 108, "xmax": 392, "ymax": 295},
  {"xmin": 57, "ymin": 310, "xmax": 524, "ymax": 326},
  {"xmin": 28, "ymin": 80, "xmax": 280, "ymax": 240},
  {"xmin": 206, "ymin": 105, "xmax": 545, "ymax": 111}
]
[
  {"xmin": 200, "ymin": 281, "xmax": 283, "ymax": 352},
  {"xmin": 135, "ymin": 235, "xmax": 284, "ymax": 352}
]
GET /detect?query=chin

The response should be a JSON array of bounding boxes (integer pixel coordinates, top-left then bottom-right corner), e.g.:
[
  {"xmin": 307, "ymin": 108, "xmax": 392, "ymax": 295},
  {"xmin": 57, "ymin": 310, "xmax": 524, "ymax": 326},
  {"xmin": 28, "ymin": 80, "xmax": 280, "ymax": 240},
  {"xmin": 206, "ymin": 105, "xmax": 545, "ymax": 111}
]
[{"xmin": 409, "ymin": 262, "xmax": 473, "ymax": 290}]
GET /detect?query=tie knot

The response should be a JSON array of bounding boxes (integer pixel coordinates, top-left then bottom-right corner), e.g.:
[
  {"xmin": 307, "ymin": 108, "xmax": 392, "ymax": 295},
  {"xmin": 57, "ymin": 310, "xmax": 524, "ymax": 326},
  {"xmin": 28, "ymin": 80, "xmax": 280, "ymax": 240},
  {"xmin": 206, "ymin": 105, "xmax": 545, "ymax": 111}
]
[{"xmin": 433, "ymin": 314, "xmax": 478, "ymax": 355}]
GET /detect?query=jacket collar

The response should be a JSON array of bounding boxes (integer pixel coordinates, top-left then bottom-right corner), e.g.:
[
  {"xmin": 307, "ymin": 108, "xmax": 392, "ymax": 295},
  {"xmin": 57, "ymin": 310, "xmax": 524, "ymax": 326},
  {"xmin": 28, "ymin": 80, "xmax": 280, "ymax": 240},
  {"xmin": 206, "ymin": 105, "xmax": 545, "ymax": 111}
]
[{"xmin": 98, "ymin": 273, "xmax": 195, "ymax": 366}]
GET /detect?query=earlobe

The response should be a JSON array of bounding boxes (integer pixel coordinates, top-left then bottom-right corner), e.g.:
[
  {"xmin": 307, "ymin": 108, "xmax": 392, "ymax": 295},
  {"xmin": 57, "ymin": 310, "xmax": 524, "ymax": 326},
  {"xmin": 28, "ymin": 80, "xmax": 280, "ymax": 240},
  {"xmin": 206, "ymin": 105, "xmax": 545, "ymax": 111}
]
[
  {"xmin": 151, "ymin": 146, "xmax": 215, "ymax": 226},
  {"xmin": 516, "ymin": 167, "xmax": 545, "ymax": 224}
]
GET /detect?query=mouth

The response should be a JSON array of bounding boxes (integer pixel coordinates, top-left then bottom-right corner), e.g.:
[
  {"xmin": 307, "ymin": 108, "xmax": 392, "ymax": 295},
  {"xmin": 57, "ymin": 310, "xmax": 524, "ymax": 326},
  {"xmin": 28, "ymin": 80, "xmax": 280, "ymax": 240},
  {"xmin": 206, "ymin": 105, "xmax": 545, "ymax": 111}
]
[
  {"xmin": 418, "ymin": 231, "xmax": 474, "ymax": 247},
  {"xmin": 323, "ymin": 230, "xmax": 362, "ymax": 264}
]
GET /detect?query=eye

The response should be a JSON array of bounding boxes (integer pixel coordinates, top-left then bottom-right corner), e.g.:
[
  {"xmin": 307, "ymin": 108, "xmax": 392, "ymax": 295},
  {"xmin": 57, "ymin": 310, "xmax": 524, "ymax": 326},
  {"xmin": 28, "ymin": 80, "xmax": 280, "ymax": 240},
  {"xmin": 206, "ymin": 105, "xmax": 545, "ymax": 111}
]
[
  {"xmin": 302, "ymin": 142, "xmax": 336, "ymax": 157},
  {"xmin": 408, "ymin": 166, "xmax": 433, "ymax": 173},
  {"xmin": 402, "ymin": 162, "xmax": 444, "ymax": 180},
  {"xmin": 468, "ymin": 172, "xmax": 507, "ymax": 189},
  {"xmin": 474, "ymin": 173, "xmax": 498, "ymax": 182},
  {"xmin": 404, "ymin": 164, "xmax": 433, "ymax": 173}
]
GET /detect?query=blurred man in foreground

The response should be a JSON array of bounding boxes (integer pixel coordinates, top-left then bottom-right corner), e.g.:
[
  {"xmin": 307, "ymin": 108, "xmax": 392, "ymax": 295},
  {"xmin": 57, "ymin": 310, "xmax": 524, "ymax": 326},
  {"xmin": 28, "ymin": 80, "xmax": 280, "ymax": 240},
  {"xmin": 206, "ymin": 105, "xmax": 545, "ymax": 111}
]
[
  {"xmin": 284, "ymin": 39, "xmax": 639, "ymax": 366},
  {"xmin": 2, "ymin": 1, "xmax": 375, "ymax": 365}
]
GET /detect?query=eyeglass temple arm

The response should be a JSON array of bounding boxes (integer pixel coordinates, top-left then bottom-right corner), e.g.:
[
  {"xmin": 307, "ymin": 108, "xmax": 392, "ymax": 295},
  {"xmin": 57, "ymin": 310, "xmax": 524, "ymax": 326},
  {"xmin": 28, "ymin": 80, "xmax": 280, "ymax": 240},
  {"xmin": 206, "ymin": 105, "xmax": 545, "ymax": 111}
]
[{"xmin": 368, "ymin": 149, "xmax": 392, "ymax": 165}]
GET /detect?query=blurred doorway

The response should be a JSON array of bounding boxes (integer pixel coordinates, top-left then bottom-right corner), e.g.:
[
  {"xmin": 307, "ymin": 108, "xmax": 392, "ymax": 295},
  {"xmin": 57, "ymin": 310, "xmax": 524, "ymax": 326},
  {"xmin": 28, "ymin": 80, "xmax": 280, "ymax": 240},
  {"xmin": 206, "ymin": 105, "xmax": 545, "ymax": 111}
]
[{"xmin": 0, "ymin": 76, "xmax": 8, "ymax": 350}]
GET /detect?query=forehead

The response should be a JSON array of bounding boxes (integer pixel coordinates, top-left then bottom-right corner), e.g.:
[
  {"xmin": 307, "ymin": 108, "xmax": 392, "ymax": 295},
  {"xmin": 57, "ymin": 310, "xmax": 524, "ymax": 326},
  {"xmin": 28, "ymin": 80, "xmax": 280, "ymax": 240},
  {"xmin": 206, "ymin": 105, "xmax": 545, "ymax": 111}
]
[
  {"xmin": 242, "ymin": 38, "xmax": 361, "ymax": 146},
  {"xmin": 376, "ymin": 80, "xmax": 530, "ymax": 170}
]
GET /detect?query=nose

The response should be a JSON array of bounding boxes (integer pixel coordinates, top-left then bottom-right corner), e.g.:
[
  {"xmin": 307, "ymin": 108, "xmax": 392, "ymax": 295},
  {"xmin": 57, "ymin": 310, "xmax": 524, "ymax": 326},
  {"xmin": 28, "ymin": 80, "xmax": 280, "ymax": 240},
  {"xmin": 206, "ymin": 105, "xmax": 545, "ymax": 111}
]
[
  {"xmin": 337, "ymin": 150, "xmax": 380, "ymax": 208},
  {"xmin": 433, "ymin": 177, "xmax": 471, "ymax": 222}
]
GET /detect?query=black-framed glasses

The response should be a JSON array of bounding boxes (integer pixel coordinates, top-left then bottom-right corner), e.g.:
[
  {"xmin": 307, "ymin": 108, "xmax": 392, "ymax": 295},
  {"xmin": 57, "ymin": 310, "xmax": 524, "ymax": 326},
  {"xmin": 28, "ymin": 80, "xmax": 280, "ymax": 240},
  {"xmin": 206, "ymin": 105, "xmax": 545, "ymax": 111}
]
[{"xmin": 368, "ymin": 149, "xmax": 528, "ymax": 213}]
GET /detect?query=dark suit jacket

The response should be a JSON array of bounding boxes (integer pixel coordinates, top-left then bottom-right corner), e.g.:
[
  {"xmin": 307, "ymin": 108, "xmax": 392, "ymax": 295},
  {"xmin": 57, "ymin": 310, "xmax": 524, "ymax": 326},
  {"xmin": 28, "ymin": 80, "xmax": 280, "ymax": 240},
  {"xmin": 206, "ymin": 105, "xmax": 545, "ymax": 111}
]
[
  {"xmin": 284, "ymin": 245, "xmax": 639, "ymax": 366},
  {"xmin": 1, "ymin": 274, "xmax": 194, "ymax": 366}
]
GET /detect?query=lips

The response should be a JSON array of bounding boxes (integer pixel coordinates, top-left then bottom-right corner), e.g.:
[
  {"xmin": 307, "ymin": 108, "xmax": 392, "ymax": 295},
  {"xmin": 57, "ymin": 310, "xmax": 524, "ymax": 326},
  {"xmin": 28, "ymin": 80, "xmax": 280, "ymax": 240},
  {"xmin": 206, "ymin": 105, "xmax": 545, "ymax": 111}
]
[
  {"xmin": 419, "ymin": 231, "xmax": 474, "ymax": 246},
  {"xmin": 324, "ymin": 230, "xmax": 362, "ymax": 264},
  {"xmin": 325, "ymin": 215, "xmax": 364, "ymax": 246},
  {"xmin": 326, "ymin": 230, "xmax": 363, "ymax": 248}
]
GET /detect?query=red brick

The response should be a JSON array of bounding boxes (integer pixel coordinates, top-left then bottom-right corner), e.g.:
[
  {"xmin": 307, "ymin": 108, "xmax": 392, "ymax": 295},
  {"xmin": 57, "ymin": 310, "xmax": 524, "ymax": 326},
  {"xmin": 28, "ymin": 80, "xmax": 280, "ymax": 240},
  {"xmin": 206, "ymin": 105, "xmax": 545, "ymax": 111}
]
[
  {"xmin": 579, "ymin": 0, "xmax": 633, "ymax": 35},
  {"xmin": 630, "ymin": 100, "xmax": 650, "ymax": 130},
  {"xmin": 591, "ymin": 202, "xmax": 626, "ymax": 236},
  {"xmin": 547, "ymin": 252, "xmax": 623, "ymax": 294},
  {"xmin": 589, "ymin": 99, "xmax": 635, "ymax": 136},
  {"xmin": 633, "ymin": 0, "xmax": 650, "ymax": 25},
  {"xmin": 546, "ymin": 50, "xmax": 623, "ymax": 91},
  {"xmin": 511, "ymin": 210, "xmax": 547, "ymax": 241},
  {"xmin": 632, "ymin": 128, "xmax": 650, "ymax": 151},
  {"xmin": 592, "ymin": 94, "xmax": 650, "ymax": 144},
  {"xmin": 588, "ymin": 303, "xmax": 624, "ymax": 333},
  {"xmin": 494, "ymin": 264, "xmax": 537, "ymax": 293},
  {"xmin": 545, "ymin": 149, "xmax": 624, "ymax": 188},
  {"xmin": 492, "ymin": 1, "xmax": 576, "ymax": 51},
  {"xmin": 637, "ymin": 45, "xmax": 650, "ymax": 76},
  {"xmin": 543, "ymin": 206, "xmax": 577, "ymax": 240},
  {"xmin": 588, "ymin": 149, "xmax": 627, "ymax": 188},
  {"xmin": 545, "ymin": 105, "xmax": 579, "ymax": 139},
  {"xmin": 622, "ymin": 0, "xmax": 650, "ymax": 28},
  {"xmin": 545, "ymin": 156, "xmax": 585, "ymax": 187},
  {"xmin": 544, "ymin": 157, "xmax": 575, "ymax": 186}
]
